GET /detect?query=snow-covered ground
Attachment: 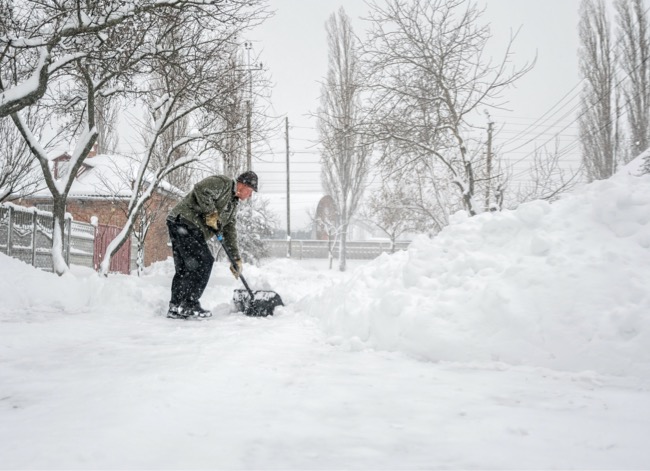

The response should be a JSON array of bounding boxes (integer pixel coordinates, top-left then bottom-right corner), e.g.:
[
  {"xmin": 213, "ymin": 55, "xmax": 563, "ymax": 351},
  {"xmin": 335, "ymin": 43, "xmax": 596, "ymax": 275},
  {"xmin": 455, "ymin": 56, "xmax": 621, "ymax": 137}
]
[{"xmin": 1, "ymin": 160, "xmax": 650, "ymax": 469}]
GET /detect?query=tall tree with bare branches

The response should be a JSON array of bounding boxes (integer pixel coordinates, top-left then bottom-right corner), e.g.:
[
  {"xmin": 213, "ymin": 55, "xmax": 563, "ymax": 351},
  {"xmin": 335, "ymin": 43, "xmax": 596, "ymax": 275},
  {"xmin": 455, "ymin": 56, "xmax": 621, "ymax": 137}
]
[
  {"xmin": 317, "ymin": 7, "xmax": 372, "ymax": 272},
  {"xmin": 362, "ymin": 0, "xmax": 532, "ymax": 218},
  {"xmin": 95, "ymin": 94, "xmax": 120, "ymax": 154},
  {"xmin": 616, "ymin": 0, "xmax": 650, "ymax": 162},
  {"xmin": 579, "ymin": 0, "xmax": 620, "ymax": 181}
]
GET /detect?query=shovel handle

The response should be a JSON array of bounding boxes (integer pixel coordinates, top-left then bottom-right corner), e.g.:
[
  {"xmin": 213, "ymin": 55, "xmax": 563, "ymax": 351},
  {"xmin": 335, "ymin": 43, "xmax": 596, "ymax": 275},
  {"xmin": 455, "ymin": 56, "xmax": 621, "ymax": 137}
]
[{"xmin": 212, "ymin": 230, "xmax": 256, "ymax": 300}]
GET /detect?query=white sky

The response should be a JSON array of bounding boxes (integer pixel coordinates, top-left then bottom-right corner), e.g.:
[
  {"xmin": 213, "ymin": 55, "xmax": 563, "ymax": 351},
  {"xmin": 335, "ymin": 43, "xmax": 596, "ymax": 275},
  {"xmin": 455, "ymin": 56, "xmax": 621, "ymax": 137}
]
[{"xmin": 250, "ymin": 0, "xmax": 583, "ymax": 229}]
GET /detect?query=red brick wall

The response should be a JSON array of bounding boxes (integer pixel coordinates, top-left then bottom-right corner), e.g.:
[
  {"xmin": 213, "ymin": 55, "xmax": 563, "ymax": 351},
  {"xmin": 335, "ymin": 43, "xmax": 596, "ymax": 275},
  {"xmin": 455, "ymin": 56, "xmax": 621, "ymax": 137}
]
[{"xmin": 143, "ymin": 198, "xmax": 175, "ymax": 267}]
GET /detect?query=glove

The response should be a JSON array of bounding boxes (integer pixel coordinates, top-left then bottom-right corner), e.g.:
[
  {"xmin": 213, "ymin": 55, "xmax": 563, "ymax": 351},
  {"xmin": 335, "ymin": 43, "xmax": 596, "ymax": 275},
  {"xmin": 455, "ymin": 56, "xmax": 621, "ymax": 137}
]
[
  {"xmin": 230, "ymin": 259, "xmax": 243, "ymax": 279},
  {"xmin": 205, "ymin": 211, "xmax": 220, "ymax": 230}
]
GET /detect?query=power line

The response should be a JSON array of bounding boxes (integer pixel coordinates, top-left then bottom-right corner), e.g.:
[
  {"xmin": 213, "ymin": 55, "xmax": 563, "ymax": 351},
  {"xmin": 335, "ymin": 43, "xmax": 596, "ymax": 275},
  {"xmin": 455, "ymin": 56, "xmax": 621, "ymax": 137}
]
[
  {"xmin": 502, "ymin": 2, "xmax": 650, "ymax": 178},
  {"xmin": 499, "ymin": 81, "xmax": 584, "ymax": 149}
]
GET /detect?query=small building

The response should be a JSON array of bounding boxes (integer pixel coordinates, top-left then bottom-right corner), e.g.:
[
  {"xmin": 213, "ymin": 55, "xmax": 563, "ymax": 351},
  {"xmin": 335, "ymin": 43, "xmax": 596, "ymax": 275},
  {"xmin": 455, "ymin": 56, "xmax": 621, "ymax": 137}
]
[{"xmin": 18, "ymin": 150, "xmax": 180, "ymax": 269}]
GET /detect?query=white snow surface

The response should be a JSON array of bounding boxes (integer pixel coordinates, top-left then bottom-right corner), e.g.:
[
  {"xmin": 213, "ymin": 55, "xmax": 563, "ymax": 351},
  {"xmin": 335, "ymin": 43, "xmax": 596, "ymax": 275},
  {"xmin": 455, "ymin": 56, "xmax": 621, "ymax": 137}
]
[
  {"xmin": 310, "ymin": 161, "xmax": 650, "ymax": 380},
  {"xmin": 1, "ymin": 161, "xmax": 650, "ymax": 469}
]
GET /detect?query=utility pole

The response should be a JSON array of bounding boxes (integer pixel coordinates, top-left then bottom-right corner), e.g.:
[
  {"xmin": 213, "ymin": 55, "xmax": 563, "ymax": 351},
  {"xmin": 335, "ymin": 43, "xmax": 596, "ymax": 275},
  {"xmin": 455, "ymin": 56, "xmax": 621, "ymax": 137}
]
[
  {"xmin": 485, "ymin": 112, "xmax": 494, "ymax": 211},
  {"xmin": 245, "ymin": 41, "xmax": 253, "ymax": 171},
  {"xmin": 285, "ymin": 116, "xmax": 291, "ymax": 257}
]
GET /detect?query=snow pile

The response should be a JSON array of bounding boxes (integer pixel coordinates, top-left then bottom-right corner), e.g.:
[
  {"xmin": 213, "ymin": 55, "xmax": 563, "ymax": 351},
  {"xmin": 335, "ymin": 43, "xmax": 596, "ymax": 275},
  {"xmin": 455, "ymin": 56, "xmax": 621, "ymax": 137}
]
[
  {"xmin": 0, "ymin": 254, "xmax": 169, "ymax": 323},
  {"xmin": 309, "ymin": 164, "xmax": 650, "ymax": 378}
]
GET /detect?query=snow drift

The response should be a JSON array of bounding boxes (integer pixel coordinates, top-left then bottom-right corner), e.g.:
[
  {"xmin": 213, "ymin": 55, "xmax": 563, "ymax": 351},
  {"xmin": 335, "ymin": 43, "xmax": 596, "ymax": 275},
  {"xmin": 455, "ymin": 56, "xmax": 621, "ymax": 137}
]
[{"xmin": 308, "ymin": 160, "xmax": 650, "ymax": 379}]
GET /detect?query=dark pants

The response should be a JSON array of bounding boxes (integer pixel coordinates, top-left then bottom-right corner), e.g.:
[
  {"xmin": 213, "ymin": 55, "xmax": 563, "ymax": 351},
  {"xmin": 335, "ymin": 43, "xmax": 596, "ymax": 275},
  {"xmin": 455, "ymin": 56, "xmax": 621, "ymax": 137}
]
[{"xmin": 167, "ymin": 216, "xmax": 214, "ymax": 308}]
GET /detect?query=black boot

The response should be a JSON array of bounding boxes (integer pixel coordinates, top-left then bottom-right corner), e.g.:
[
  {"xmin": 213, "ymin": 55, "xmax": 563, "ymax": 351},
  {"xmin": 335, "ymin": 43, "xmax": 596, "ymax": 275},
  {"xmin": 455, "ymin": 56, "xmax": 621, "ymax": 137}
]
[
  {"xmin": 185, "ymin": 302, "xmax": 212, "ymax": 319},
  {"xmin": 167, "ymin": 303, "xmax": 188, "ymax": 319}
]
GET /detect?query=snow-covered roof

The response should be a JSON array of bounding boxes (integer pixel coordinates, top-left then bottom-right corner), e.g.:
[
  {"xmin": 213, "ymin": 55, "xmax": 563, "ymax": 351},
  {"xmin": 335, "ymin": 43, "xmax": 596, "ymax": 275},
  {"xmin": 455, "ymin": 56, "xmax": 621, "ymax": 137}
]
[{"xmin": 30, "ymin": 153, "xmax": 182, "ymax": 200}]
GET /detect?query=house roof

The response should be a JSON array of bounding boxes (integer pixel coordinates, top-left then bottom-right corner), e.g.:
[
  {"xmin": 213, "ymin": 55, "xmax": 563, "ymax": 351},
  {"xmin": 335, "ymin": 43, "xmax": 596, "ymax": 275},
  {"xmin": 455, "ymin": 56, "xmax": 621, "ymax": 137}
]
[{"xmin": 30, "ymin": 153, "xmax": 183, "ymax": 200}]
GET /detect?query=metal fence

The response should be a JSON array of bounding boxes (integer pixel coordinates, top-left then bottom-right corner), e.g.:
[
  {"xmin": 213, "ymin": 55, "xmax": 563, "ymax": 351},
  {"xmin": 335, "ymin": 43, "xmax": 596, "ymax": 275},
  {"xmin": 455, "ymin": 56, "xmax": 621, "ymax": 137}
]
[
  {"xmin": 0, "ymin": 203, "xmax": 95, "ymax": 272},
  {"xmin": 264, "ymin": 239, "xmax": 410, "ymax": 260}
]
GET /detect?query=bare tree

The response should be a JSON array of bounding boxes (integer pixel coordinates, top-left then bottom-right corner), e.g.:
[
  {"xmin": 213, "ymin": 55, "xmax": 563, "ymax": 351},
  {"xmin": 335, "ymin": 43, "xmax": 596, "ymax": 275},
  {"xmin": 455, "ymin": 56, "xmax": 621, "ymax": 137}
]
[
  {"xmin": 8, "ymin": 2, "xmax": 166, "ymax": 274},
  {"xmin": 235, "ymin": 196, "xmax": 277, "ymax": 264},
  {"xmin": 202, "ymin": 43, "xmax": 273, "ymax": 179},
  {"xmin": 579, "ymin": 0, "xmax": 620, "ymax": 181},
  {"xmin": 318, "ymin": 7, "xmax": 372, "ymax": 272},
  {"xmin": 0, "ymin": 115, "xmax": 41, "ymax": 202},
  {"xmin": 508, "ymin": 142, "xmax": 583, "ymax": 206},
  {"xmin": 142, "ymin": 16, "xmax": 195, "ymax": 195},
  {"xmin": 362, "ymin": 0, "xmax": 533, "ymax": 217},
  {"xmin": 616, "ymin": 0, "xmax": 650, "ymax": 161},
  {"xmin": 132, "ymin": 191, "xmax": 177, "ymax": 276},
  {"xmin": 95, "ymin": 94, "xmax": 120, "ymax": 154},
  {"xmin": 99, "ymin": 5, "xmax": 269, "ymax": 276},
  {"xmin": 140, "ymin": 85, "xmax": 193, "ymax": 193},
  {"xmin": 0, "ymin": 0, "xmax": 245, "ymax": 118},
  {"xmin": 380, "ymin": 142, "xmax": 452, "ymax": 234},
  {"xmin": 203, "ymin": 50, "xmax": 250, "ymax": 178},
  {"xmin": 359, "ymin": 176, "xmax": 423, "ymax": 253},
  {"xmin": 308, "ymin": 195, "xmax": 341, "ymax": 269}
]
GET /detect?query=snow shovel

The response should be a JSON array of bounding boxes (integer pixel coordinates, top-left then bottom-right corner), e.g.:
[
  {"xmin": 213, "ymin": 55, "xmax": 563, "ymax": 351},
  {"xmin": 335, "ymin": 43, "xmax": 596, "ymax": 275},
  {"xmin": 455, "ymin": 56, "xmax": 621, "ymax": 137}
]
[{"xmin": 214, "ymin": 232, "xmax": 283, "ymax": 317}]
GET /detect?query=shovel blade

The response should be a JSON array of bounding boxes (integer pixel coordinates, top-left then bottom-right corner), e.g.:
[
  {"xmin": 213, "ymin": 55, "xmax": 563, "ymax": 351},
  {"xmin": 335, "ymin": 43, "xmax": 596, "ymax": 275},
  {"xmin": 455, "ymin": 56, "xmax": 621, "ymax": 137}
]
[{"xmin": 233, "ymin": 289, "xmax": 284, "ymax": 317}]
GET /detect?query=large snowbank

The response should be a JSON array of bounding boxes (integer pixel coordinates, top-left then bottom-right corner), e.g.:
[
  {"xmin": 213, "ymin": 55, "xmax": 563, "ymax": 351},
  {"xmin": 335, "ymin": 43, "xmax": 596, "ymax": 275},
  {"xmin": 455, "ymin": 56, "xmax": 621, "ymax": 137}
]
[{"xmin": 309, "ymin": 162, "xmax": 650, "ymax": 378}]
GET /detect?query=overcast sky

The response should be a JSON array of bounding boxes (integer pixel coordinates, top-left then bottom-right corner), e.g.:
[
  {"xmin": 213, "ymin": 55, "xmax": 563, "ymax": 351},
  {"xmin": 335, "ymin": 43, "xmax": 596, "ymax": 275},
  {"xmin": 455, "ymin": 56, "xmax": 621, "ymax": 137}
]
[{"xmin": 250, "ymin": 0, "xmax": 583, "ymax": 230}]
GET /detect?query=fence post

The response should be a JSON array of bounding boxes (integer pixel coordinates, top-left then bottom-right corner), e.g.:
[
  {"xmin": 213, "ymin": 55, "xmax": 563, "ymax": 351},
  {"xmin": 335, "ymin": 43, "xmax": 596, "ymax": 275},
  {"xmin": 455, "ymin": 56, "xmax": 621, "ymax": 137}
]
[
  {"xmin": 64, "ymin": 216, "xmax": 72, "ymax": 265},
  {"xmin": 7, "ymin": 205, "xmax": 14, "ymax": 257},
  {"xmin": 31, "ymin": 211, "xmax": 37, "ymax": 267}
]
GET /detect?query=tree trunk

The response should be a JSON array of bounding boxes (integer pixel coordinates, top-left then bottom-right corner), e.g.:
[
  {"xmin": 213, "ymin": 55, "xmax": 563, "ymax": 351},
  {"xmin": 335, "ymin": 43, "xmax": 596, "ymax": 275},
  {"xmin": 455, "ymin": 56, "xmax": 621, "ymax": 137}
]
[
  {"xmin": 50, "ymin": 195, "xmax": 69, "ymax": 276},
  {"xmin": 339, "ymin": 215, "xmax": 348, "ymax": 272}
]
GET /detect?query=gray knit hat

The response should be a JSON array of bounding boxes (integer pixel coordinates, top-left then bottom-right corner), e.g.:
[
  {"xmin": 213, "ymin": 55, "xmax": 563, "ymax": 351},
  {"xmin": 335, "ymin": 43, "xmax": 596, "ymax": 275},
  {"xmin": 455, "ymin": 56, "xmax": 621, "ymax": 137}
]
[{"xmin": 237, "ymin": 171, "xmax": 258, "ymax": 192}]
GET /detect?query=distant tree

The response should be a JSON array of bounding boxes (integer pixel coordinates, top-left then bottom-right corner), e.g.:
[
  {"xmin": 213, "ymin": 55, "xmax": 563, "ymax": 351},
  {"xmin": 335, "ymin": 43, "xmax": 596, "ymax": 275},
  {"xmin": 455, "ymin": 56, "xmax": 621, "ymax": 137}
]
[
  {"xmin": 205, "ymin": 51, "xmax": 249, "ymax": 178},
  {"xmin": 317, "ymin": 7, "xmax": 372, "ymax": 272},
  {"xmin": 359, "ymin": 179, "xmax": 420, "ymax": 253},
  {"xmin": 509, "ymin": 141, "xmax": 583, "ymax": 206},
  {"xmin": 140, "ymin": 80, "xmax": 193, "ymax": 194},
  {"xmin": 234, "ymin": 196, "xmax": 277, "ymax": 264},
  {"xmin": 310, "ymin": 195, "xmax": 341, "ymax": 269},
  {"xmin": 579, "ymin": 0, "xmax": 620, "ymax": 181},
  {"xmin": 362, "ymin": 0, "xmax": 532, "ymax": 218},
  {"xmin": 200, "ymin": 43, "xmax": 272, "ymax": 180},
  {"xmin": 95, "ymin": 94, "xmax": 120, "ymax": 155},
  {"xmin": 99, "ymin": 155, "xmax": 178, "ymax": 276},
  {"xmin": 375, "ymin": 142, "xmax": 451, "ymax": 235},
  {"xmin": 141, "ymin": 17, "xmax": 195, "ymax": 195},
  {"xmin": 616, "ymin": 0, "xmax": 650, "ymax": 161},
  {"xmin": 0, "ymin": 115, "xmax": 41, "ymax": 202}
]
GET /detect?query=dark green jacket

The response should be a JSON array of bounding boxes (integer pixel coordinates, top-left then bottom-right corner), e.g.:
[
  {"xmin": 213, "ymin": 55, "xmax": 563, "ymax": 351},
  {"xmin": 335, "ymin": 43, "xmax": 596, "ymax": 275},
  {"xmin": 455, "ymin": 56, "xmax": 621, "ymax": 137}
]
[{"xmin": 169, "ymin": 175, "xmax": 241, "ymax": 260}]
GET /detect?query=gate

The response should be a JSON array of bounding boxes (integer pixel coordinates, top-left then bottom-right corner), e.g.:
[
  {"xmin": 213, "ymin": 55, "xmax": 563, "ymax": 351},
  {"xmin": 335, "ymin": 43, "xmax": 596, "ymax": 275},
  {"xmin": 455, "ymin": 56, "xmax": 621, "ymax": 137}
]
[{"xmin": 94, "ymin": 224, "xmax": 131, "ymax": 274}]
